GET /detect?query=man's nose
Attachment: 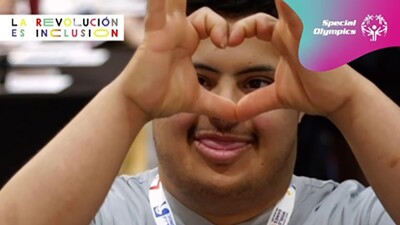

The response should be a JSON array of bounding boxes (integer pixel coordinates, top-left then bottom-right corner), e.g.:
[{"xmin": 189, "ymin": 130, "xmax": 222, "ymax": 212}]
[
  {"xmin": 211, "ymin": 76, "xmax": 242, "ymax": 103},
  {"xmin": 208, "ymin": 78, "xmax": 241, "ymax": 131},
  {"xmin": 208, "ymin": 117, "xmax": 239, "ymax": 132}
]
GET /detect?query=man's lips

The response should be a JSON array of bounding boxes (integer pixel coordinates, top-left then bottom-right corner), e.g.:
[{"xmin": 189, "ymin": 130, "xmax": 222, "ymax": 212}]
[
  {"xmin": 200, "ymin": 138, "xmax": 248, "ymax": 150},
  {"xmin": 194, "ymin": 133, "xmax": 254, "ymax": 164}
]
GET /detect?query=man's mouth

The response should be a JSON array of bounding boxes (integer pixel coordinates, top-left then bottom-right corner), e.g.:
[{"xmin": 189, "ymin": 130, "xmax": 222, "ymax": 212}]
[{"xmin": 194, "ymin": 132, "xmax": 254, "ymax": 165}]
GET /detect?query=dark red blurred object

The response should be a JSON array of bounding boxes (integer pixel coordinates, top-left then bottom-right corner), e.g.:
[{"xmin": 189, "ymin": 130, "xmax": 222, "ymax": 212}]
[{"xmin": 29, "ymin": 0, "xmax": 39, "ymax": 14}]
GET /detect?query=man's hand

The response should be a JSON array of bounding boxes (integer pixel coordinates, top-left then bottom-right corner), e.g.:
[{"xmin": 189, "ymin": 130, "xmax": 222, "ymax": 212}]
[
  {"xmin": 229, "ymin": 2, "xmax": 400, "ymax": 223},
  {"xmin": 229, "ymin": 0, "xmax": 362, "ymax": 121},
  {"xmin": 117, "ymin": 0, "xmax": 236, "ymax": 121}
]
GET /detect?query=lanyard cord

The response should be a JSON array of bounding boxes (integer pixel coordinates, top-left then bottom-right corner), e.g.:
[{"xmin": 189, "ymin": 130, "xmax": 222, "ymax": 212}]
[{"xmin": 149, "ymin": 175, "xmax": 296, "ymax": 225}]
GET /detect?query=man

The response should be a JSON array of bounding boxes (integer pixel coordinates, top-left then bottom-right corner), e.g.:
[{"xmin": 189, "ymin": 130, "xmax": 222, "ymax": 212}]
[{"xmin": 0, "ymin": 0, "xmax": 399, "ymax": 224}]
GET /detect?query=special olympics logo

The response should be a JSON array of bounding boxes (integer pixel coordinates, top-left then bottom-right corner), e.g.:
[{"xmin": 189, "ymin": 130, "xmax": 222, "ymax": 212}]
[{"xmin": 361, "ymin": 15, "xmax": 388, "ymax": 42}]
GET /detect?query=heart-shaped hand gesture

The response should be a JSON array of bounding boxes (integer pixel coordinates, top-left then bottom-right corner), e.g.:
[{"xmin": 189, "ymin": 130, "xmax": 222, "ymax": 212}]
[
  {"xmin": 117, "ymin": 0, "xmax": 237, "ymax": 122},
  {"xmin": 118, "ymin": 0, "xmax": 363, "ymax": 123},
  {"xmin": 231, "ymin": 0, "xmax": 362, "ymax": 121}
]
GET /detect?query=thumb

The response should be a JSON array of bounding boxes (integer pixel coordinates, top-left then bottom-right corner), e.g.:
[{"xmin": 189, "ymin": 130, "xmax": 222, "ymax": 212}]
[
  {"xmin": 236, "ymin": 84, "xmax": 283, "ymax": 121},
  {"xmin": 236, "ymin": 58, "xmax": 295, "ymax": 121}
]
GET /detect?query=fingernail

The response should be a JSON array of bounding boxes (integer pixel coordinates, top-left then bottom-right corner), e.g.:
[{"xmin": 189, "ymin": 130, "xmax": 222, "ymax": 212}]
[{"xmin": 221, "ymin": 38, "xmax": 227, "ymax": 48}]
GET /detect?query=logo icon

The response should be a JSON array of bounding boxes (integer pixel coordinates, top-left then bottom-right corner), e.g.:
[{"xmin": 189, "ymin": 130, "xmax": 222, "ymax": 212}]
[
  {"xmin": 361, "ymin": 14, "xmax": 388, "ymax": 42},
  {"xmin": 153, "ymin": 201, "xmax": 170, "ymax": 217}
]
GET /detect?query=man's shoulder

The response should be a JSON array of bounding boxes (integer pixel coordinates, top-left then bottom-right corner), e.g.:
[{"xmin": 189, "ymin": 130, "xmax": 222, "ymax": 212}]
[
  {"xmin": 293, "ymin": 175, "xmax": 376, "ymax": 200},
  {"xmin": 118, "ymin": 168, "xmax": 159, "ymax": 187},
  {"xmin": 91, "ymin": 168, "xmax": 159, "ymax": 225},
  {"xmin": 291, "ymin": 176, "xmax": 394, "ymax": 225},
  {"xmin": 112, "ymin": 167, "xmax": 159, "ymax": 198},
  {"xmin": 293, "ymin": 175, "xmax": 363, "ymax": 192},
  {"xmin": 292, "ymin": 175, "xmax": 368, "ymax": 209}
]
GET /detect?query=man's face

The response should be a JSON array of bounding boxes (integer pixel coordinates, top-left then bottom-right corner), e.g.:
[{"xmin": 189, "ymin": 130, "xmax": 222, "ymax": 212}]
[{"xmin": 153, "ymin": 36, "xmax": 300, "ymax": 206}]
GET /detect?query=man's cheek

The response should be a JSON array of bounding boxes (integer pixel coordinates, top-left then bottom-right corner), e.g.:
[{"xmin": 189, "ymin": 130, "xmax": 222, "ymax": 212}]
[{"xmin": 251, "ymin": 109, "xmax": 299, "ymax": 134}]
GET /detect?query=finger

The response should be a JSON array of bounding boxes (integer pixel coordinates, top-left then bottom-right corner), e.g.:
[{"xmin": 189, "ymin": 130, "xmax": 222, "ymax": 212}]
[
  {"xmin": 229, "ymin": 13, "xmax": 277, "ymax": 46},
  {"xmin": 236, "ymin": 84, "xmax": 283, "ymax": 121},
  {"xmin": 145, "ymin": 0, "xmax": 166, "ymax": 31},
  {"xmin": 236, "ymin": 58, "xmax": 290, "ymax": 121},
  {"xmin": 271, "ymin": 26, "xmax": 298, "ymax": 60},
  {"xmin": 272, "ymin": 1, "xmax": 303, "ymax": 64},
  {"xmin": 167, "ymin": 0, "xmax": 187, "ymax": 14},
  {"xmin": 188, "ymin": 7, "xmax": 229, "ymax": 48},
  {"xmin": 192, "ymin": 88, "xmax": 237, "ymax": 122},
  {"xmin": 275, "ymin": 0, "xmax": 303, "ymax": 41}
]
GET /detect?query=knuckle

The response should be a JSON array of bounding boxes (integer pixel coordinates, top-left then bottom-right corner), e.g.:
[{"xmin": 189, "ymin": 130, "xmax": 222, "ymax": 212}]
[
  {"xmin": 190, "ymin": 6, "xmax": 212, "ymax": 16},
  {"xmin": 198, "ymin": 6, "xmax": 212, "ymax": 13}
]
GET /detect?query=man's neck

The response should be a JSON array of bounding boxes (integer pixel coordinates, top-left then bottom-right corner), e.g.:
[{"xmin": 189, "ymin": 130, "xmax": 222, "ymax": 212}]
[
  {"xmin": 197, "ymin": 192, "xmax": 284, "ymax": 225},
  {"xmin": 160, "ymin": 173, "xmax": 292, "ymax": 225}
]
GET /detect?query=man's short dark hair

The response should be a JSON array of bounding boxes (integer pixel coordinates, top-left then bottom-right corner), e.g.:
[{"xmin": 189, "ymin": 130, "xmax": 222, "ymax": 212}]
[{"xmin": 187, "ymin": 0, "xmax": 278, "ymax": 18}]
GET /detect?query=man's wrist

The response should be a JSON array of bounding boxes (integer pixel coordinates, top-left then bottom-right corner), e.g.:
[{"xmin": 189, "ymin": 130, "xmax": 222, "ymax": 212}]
[
  {"xmin": 326, "ymin": 75, "xmax": 372, "ymax": 128},
  {"xmin": 105, "ymin": 79, "xmax": 151, "ymax": 130}
]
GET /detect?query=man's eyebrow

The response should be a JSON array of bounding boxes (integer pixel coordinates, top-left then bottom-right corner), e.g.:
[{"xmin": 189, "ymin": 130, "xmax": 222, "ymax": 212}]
[
  {"xmin": 236, "ymin": 66, "xmax": 275, "ymax": 75},
  {"xmin": 193, "ymin": 63, "xmax": 220, "ymax": 73},
  {"xmin": 193, "ymin": 63, "xmax": 275, "ymax": 75}
]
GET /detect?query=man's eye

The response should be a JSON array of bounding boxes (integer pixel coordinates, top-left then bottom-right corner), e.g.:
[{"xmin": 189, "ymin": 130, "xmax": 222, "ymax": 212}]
[
  {"xmin": 244, "ymin": 78, "xmax": 273, "ymax": 90},
  {"xmin": 197, "ymin": 76, "xmax": 212, "ymax": 90}
]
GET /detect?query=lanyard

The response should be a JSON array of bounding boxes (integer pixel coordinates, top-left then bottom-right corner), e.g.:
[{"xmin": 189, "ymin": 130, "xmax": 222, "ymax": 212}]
[{"xmin": 149, "ymin": 175, "xmax": 296, "ymax": 225}]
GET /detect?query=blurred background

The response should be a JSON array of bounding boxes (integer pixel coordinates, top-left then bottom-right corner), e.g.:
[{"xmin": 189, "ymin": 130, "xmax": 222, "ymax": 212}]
[
  {"xmin": 296, "ymin": 47, "xmax": 400, "ymax": 185},
  {"xmin": 0, "ymin": 0, "xmax": 399, "ymax": 188}
]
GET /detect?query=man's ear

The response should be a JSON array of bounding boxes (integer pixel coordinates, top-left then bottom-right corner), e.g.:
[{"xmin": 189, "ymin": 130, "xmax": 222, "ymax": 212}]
[{"xmin": 298, "ymin": 112, "xmax": 305, "ymax": 123}]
